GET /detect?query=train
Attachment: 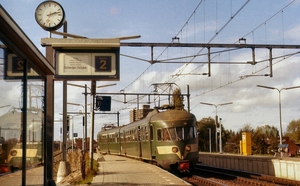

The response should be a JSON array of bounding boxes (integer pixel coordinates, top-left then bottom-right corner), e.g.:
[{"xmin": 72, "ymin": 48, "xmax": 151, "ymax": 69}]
[
  {"xmin": 0, "ymin": 140, "xmax": 43, "ymax": 173},
  {"xmin": 97, "ymin": 106, "xmax": 199, "ymax": 172}
]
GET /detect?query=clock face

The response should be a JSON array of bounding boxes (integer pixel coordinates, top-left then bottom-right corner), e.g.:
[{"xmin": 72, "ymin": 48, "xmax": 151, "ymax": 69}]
[{"xmin": 35, "ymin": 1, "xmax": 65, "ymax": 31}]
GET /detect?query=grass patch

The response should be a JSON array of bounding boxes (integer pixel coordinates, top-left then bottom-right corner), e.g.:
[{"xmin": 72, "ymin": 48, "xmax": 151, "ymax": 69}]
[{"xmin": 73, "ymin": 157, "xmax": 99, "ymax": 185}]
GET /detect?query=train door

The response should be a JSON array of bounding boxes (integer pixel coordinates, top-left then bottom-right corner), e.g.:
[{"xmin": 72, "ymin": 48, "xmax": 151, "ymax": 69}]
[
  {"xmin": 149, "ymin": 124, "xmax": 155, "ymax": 160},
  {"xmin": 137, "ymin": 126, "xmax": 142, "ymax": 158},
  {"xmin": 122, "ymin": 130, "xmax": 126, "ymax": 155},
  {"xmin": 107, "ymin": 134, "xmax": 110, "ymax": 154}
]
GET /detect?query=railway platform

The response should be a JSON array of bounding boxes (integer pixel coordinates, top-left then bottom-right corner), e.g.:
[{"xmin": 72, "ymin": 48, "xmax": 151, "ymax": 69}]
[
  {"xmin": 91, "ymin": 153, "xmax": 191, "ymax": 185},
  {"xmin": 0, "ymin": 166, "xmax": 44, "ymax": 185},
  {"xmin": 0, "ymin": 154, "xmax": 190, "ymax": 185}
]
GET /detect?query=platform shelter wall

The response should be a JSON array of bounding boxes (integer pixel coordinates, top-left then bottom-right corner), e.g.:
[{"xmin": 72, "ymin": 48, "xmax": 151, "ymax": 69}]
[{"xmin": 199, "ymin": 152, "xmax": 300, "ymax": 181}]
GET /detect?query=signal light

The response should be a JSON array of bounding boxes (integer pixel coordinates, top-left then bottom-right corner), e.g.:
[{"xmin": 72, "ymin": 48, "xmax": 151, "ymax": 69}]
[
  {"xmin": 179, "ymin": 162, "xmax": 190, "ymax": 171},
  {"xmin": 96, "ymin": 96, "xmax": 111, "ymax": 111}
]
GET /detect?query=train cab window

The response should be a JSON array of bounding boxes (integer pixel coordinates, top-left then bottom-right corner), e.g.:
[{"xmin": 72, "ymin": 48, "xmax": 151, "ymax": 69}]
[
  {"xmin": 166, "ymin": 127, "xmax": 197, "ymax": 140},
  {"xmin": 163, "ymin": 128, "xmax": 170, "ymax": 141},
  {"xmin": 184, "ymin": 126, "xmax": 197, "ymax": 139},
  {"xmin": 169, "ymin": 128, "xmax": 177, "ymax": 140},
  {"xmin": 157, "ymin": 129, "xmax": 162, "ymax": 141},
  {"xmin": 157, "ymin": 128, "xmax": 171, "ymax": 141},
  {"xmin": 184, "ymin": 127, "xmax": 193, "ymax": 139},
  {"xmin": 176, "ymin": 127, "xmax": 183, "ymax": 140}
]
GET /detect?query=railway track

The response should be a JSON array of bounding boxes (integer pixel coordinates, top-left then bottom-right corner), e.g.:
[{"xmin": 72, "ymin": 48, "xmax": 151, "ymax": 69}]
[{"xmin": 180, "ymin": 164, "xmax": 300, "ymax": 186}]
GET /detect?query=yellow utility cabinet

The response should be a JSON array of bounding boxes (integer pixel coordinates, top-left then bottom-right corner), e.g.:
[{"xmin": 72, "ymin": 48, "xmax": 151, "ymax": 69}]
[{"xmin": 241, "ymin": 132, "xmax": 252, "ymax": 155}]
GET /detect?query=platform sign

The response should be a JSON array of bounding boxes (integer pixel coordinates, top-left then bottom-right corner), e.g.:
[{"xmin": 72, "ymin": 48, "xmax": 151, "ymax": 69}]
[
  {"xmin": 55, "ymin": 49, "xmax": 119, "ymax": 80},
  {"xmin": 5, "ymin": 53, "xmax": 40, "ymax": 79},
  {"xmin": 95, "ymin": 96, "xmax": 111, "ymax": 111}
]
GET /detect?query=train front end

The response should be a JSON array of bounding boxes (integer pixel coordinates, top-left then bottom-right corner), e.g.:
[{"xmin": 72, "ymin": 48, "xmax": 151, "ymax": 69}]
[{"xmin": 151, "ymin": 109, "xmax": 198, "ymax": 172}]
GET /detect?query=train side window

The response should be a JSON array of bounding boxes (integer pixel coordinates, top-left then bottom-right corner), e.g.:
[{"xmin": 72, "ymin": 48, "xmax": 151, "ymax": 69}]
[
  {"xmin": 145, "ymin": 126, "xmax": 148, "ymax": 141},
  {"xmin": 157, "ymin": 129, "xmax": 162, "ymax": 141}
]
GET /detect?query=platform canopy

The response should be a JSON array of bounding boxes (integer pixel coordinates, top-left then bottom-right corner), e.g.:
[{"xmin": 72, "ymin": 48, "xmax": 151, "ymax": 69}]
[{"xmin": 0, "ymin": 5, "xmax": 54, "ymax": 77}]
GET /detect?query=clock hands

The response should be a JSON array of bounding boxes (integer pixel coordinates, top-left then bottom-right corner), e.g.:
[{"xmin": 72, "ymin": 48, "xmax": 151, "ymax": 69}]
[{"xmin": 47, "ymin": 11, "xmax": 61, "ymax": 17}]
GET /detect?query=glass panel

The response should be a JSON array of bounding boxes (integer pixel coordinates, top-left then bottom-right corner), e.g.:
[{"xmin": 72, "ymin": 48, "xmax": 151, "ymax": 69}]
[
  {"xmin": 149, "ymin": 125, "xmax": 153, "ymax": 141},
  {"xmin": 0, "ymin": 44, "xmax": 45, "ymax": 184},
  {"xmin": 169, "ymin": 127, "xmax": 177, "ymax": 140},
  {"xmin": 184, "ymin": 126, "xmax": 194, "ymax": 140},
  {"xmin": 157, "ymin": 129, "xmax": 162, "ymax": 141},
  {"xmin": 162, "ymin": 128, "xmax": 170, "ymax": 141},
  {"xmin": 176, "ymin": 127, "xmax": 183, "ymax": 140}
]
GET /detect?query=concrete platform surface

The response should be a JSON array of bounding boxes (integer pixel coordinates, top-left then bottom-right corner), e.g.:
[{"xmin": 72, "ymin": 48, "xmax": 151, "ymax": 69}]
[
  {"xmin": 0, "ymin": 154, "xmax": 191, "ymax": 185},
  {"xmin": 92, "ymin": 154, "xmax": 191, "ymax": 186},
  {"xmin": 0, "ymin": 166, "xmax": 43, "ymax": 186}
]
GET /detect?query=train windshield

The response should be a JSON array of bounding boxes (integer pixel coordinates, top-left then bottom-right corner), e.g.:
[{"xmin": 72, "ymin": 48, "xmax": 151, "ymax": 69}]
[{"xmin": 158, "ymin": 126, "xmax": 197, "ymax": 141}]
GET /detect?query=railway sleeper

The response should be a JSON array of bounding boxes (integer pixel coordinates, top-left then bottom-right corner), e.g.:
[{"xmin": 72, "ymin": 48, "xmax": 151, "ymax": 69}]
[
  {"xmin": 250, "ymin": 174, "xmax": 300, "ymax": 186},
  {"xmin": 184, "ymin": 175, "xmax": 227, "ymax": 186},
  {"xmin": 236, "ymin": 177, "xmax": 276, "ymax": 186}
]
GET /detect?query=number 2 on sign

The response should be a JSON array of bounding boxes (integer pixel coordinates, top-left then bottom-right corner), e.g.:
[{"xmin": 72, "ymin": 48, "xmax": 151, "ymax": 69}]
[
  {"xmin": 95, "ymin": 56, "xmax": 111, "ymax": 72},
  {"xmin": 99, "ymin": 59, "xmax": 107, "ymax": 70},
  {"xmin": 16, "ymin": 60, "xmax": 23, "ymax": 70}
]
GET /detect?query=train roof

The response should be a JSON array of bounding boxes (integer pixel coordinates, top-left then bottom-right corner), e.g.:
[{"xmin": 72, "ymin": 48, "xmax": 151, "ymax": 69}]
[
  {"xmin": 150, "ymin": 109, "xmax": 196, "ymax": 121},
  {"xmin": 0, "ymin": 108, "xmax": 43, "ymax": 129},
  {"xmin": 98, "ymin": 108, "xmax": 196, "ymax": 135}
]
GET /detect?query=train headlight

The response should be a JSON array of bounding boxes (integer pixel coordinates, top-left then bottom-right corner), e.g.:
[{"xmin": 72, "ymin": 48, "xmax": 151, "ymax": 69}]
[
  {"xmin": 172, "ymin": 147, "xmax": 179, "ymax": 153},
  {"xmin": 185, "ymin": 145, "xmax": 191, "ymax": 152},
  {"xmin": 10, "ymin": 150, "xmax": 17, "ymax": 156}
]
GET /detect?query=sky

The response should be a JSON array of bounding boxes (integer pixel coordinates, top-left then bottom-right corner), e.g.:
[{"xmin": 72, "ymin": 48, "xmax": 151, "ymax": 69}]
[{"xmin": 1, "ymin": 0, "xmax": 300, "ymax": 141}]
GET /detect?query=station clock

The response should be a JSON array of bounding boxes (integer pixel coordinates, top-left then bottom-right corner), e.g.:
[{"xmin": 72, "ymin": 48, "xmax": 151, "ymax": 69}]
[{"xmin": 35, "ymin": 1, "xmax": 65, "ymax": 31}]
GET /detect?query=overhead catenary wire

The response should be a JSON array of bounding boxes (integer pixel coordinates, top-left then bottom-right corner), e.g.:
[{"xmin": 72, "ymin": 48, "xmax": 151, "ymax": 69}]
[
  {"xmin": 166, "ymin": 0, "xmax": 250, "ymax": 83},
  {"xmin": 114, "ymin": 0, "xmax": 298, "ymax": 118}
]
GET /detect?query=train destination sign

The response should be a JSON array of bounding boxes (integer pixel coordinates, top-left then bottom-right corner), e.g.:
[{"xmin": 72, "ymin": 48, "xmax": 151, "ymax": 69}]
[
  {"xmin": 55, "ymin": 49, "xmax": 119, "ymax": 80},
  {"xmin": 40, "ymin": 37, "xmax": 126, "ymax": 81}
]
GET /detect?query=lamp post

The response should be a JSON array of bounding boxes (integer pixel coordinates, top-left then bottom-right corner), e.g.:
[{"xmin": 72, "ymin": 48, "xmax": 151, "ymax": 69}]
[
  {"xmin": 67, "ymin": 102, "xmax": 84, "ymax": 151},
  {"xmin": 68, "ymin": 83, "xmax": 89, "ymax": 153},
  {"xmin": 200, "ymin": 101, "xmax": 233, "ymax": 153},
  {"xmin": 256, "ymin": 85, "xmax": 300, "ymax": 155}
]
